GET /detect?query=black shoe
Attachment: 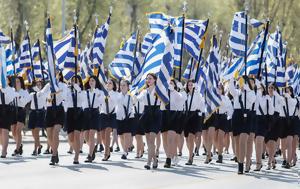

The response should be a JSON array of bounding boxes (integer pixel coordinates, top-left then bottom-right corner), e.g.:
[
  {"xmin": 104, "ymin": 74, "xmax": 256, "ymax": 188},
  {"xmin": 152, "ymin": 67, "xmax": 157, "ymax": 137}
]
[
  {"xmin": 80, "ymin": 150, "xmax": 83, "ymax": 154},
  {"xmin": 19, "ymin": 144, "xmax": 23, "ymax": 155},
  {"xmin": 37, "ymin": 145, "xmax": 43, "ymax": 155},
  {"xmin": 67, "ymin": 151, "xmax": 73, "ymax": 154},
  {"xmin": 204, "ymin": 158, "xmax": 212, "ymax": 164},
  {"xmin": 92, "ymin": 146, "xmax": 97, "ymax": 161},
  {"xmin": 73, "ymin": 161, "xmax": 79, "ymax": 164},
  {"xmin": 238, "ymin": 163, "xmax": 244, "ymax": 175},
  {"xmin": 185, "ymin": 159, "xmax": 193, "ymax": 165},
  {"xmin": 43, "ymin": 149, "xmax": 51, "ymax": 154},
  {"xmin": 32, "ymin": 150, "xmax": 37, "ymax": 156},
  {"xmin": 254, "ymin": 164, "xmax": 262, "ymax": 171},
  {"xmin": 164, "ymin": 158, "xmax": 171, "ymax": 168},
  {"xmin": 0, "ymin": 154, "xmax": 6, "ymax": 158},
  {"xmin": 110, "ymin": 147, "xmax": 113, "ymax": 152},
  {"xmin": 231, "ymin": 156, "xmax": 238, "ymax": 162},
  {"xmin": 49, "ymin": 156, "xmax": 56, "ymax": 165},
  {"xmin": 152, "ymin": 159, "xmax": 158, "ymax": 169},
  {"xmin": 121, "ymin": 154, "xmax": 127, "ymax": 160},
  {"xmin": 115, "ymin": 147, "xmax": 120, "ymax": 152},
  {"xmin": 12, "ymin": 149, "xmax": 19, "ymax": 156},
  {"xmin": 84, "ymin": 155, "xmax": 93, "ymax": 163},
  {"xmin": 282, "ymin": 160, "xmax": 287, "ymax": 167},
  {"xmin": 55, "ymin": 155, "xmax": 59, "ymax": 163},
  {"xmin": 144, "ymin": 164, "xmax": 151, "ymax": 170},
  {"xmin": 99, "ymin": 144, "xmax": 104, "ymax": 152},
  {"xmin": 216, "ymin": 155, "xmax": 223, "ymax": 163},
  {"xmin": 102, "ymin": 154, "xmax": 111, "ymax": 161},
  {"xmin": 178, "ymin": 152, "xmax": 182, "ymax": 156},
  {"xmin": 283, "ymin": 163, "xmax": 291, "ymax": 169},
  {"xmin": 262, "ymin": 153, "xmax": 265, "ymax": 159}
]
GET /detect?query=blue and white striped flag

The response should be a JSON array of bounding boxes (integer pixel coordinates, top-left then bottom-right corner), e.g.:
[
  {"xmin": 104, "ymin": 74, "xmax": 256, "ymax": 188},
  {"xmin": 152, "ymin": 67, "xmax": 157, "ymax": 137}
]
[
  {"xmin": 141, "ymin": 33, "xmax": 156, "ymax": 56},
  {"xmin": 249, "ymin": 18, "xmax": 265, "ymax": 28},
  {"xmin": 19, "ymin": 35, "xmax": 32, "ymax": 69},
  {"xmin": 184, "ymin": 20, "xmax": 208, "ymax": 61},
  {"xmin": 229, "ymin": 11, "xmax": 247, "ymax": 57},
  {"xmin": 155, "ymin": 25, "xmax": 175, "ymax": 105},
  {"xmin": 46, "ymin": 18, "xmax": 59, "ymax": 93},
  {"xmin": 182, "ymin": 57, "xmax": 196, "ymax": 80},
  {"xmin": 0, "ymin": 46, "xmax": 7, "ymax": 88},
  {"xmin": 286, "ymin": 63, "xmax": 295, "ymax": 85},
  {"xmin": 0, "ymin": 29, "xmax": 10, "ymax": 44},
  {"xmin": 31, "ymin": 40, "xmax": 44, "ymax": 79},
  {"xmin": 54, "ymin": 30, "xmax": 73, "ymax": 70},
  {"xmin": 80, "ymin": 43, "xmax": 93, "ymax": 82},
  {"xmin": 147, "ymin": 12, "xmax": 183, "ymax": 68},
  {"xmin": 5, "ymin": 43, "xmax": 15, "ymax": 76},
  {"xmin": 92, "ymin": 13, "xmax": 111, "ymax": 84},
  {"xmin": 109, "ymin": 33, "xmax": 137, "ymax": 80},
  {"xmin": 221, "ymin": 57, "xmax": 244, "ymax": 81},
  {"xmin": 206, "ymin": 35, "xmax": 220, "ymax": 87}
]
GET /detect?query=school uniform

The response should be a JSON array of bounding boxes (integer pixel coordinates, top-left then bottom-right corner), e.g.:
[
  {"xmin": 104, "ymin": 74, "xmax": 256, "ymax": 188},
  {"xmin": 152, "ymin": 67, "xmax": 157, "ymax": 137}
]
[
  {"xmin": 183, "ymin": 89, "xmax": 205, "ymax": 137},
  {"xmin": 100, "ymin": 90, "xmax": 118, "ymax": 130},
  {"xmin": 294, "ymin": 97, "xmax": 300, "ymax": 137},
  {"xmin": 65, "ymin": 84, "xmax": 84, "ymax": 134},
  {"xmin": 133, "ymin": 101, "xmax": 145, "ymax": 135},
  {"xmin": 265, "ymin": 92, "xmax": 282, "ymax": 142},
  {"xmin": 215, "ymin": 95, "xmax": 234, "ymax": 133},
  {"xmin": 281, "ymin": 94, "xmax": 298, "ymax": 138},
  {"xmin": 229, "ymin": 80, "xmax": 256, "ymax": 136},
  {"xmin": 160, "ymin": 89, "xmax": 183, "ymax": 133},
  {"xmin": 255, "ymin": 92, "xmax": 274, "ymax": 137},
  {"xmin": 137, "ymin": 88, "xmax": 161, "ymax": 134},
  {"xmin": 12, "ymin": 89, "xmax": 31, "ymax": 124},
  {"xmin": 45, "ymin": 82, "xmax": 67, "ymax": 128},
  {"xmin": 28, "ymin": 86, "xmax": 48, "ymax": 129},
  {"xmin": 116, "ymin": 92, "xmax": 135, "ymax": 135},
  {"xmin": 0, "ymin": 87, "xmax": 19, "ymax": 130},
  {"xmin": 82, "ymin": 88, "xmax": 104, "ymax": 131},
  {"xmin": 175, "ymin": 90, "xmax": 187, "ymax": 134}
]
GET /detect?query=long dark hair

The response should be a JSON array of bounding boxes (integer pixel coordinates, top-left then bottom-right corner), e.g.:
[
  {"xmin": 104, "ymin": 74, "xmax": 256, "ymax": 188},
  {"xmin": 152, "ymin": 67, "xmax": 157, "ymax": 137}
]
[
  {"xmin": 57, "ymin": 71, "xmax": 64, "ymax": 83},
  {"xmin": 85, "ymin": 75, "xmax": 101, "ymax": 90},
  {"xmin": 146, "ymin": 73, "xmax": 157, "ymax": 88},
  {"xmin": 108, "ymin": 78, "xmax": 117, "ymax": 91},
  {"xmin": 285, "ymin": 86, "xmax": 294, "ymax": 98},
  {"xmin": 15, "ymin": 76, "xmax": 25, "ymax": 90},
  {"xmin": 170, "ymin": 79, "xmax": 178, "ymax": 91},
  {"xmin": 72, "ymin": 75, "xmax": 83, "ymax": 90},
  {"xmin": 185, "ymin": 80, "xmax": 194, "ymax": 93}
]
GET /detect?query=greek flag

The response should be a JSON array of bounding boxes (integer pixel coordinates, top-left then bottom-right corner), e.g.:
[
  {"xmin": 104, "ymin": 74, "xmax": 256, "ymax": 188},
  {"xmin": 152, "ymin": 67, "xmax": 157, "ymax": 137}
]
[
  {"xmin": 206, "ymin": 35, "xmax": 220, "ymax": 87},
  {"xmin": 46, "ymin": 17, "xmax": 59, "ymax": 93},
  {"xmin": 147, "ymin": 12, "xmax": 183, "ymax": 68},
  {"xmin": 221, "ymin": 57, "xmax": 244, "ymax": 81},
  {"xmin": 31, "ymin": 40, "xmax": 43, "ymax": 79},
  {"xmin": 249, "ymin": 18, "xmax": 265, "ymax": 28},
  {"xmin": 229, "ymin": 11, "xmax": 247, "ymax": 57},
  {"xmin": 0, "ymin": 29, "xmax": 9, "ymax": 44},
  {"xmin": 0, "ymin": 46, "xmax": 7, "ymax": 88},
  {"xmin": 54, "ymin": 30, "xmax": 73, "ymax": 70},
  {"xmin": 109, "ymin": 33, "xmax": 137, "ymax": 80},
  {"xmin": 91, "ymin": 13, "xmax": 111, "ymax": 83},
  {"xmin": 184, "ymin": 19, "xmax": 208, "ymax": 61},
  {"xmin": 276, "ymin": 32, "xmax": 286, "ymax": 87},
  {"xmin": 141, "ymin": 33, "xmax": 156, "ymax": 56},
  {"xmin": 239, "ymin": 31, "xmax": 265, "ymax": 76},
  {"xmin": 80, "ymin": 43, "xmax": 93, "ymax": 82},
  {"xmin": 292, "ymin": 66, "xmax": 300, "ymax": 95},
  {"xmin": 155, "ymin": 25, "xmax": 175, "ymax": 105},
  {"xmin": 182, "ymin": 57, "xmax": 196, "ymax": 80},
  {"xmin": 5, "ymin": 43, "xmax": 15, "ymax": 76},
  {"xmin": 286, "ymin": 63, "xmax": 295, "ymax": 85},
  {"xmin": 19, "ymin": 35, "xmax": 32, "ymax": 69}
]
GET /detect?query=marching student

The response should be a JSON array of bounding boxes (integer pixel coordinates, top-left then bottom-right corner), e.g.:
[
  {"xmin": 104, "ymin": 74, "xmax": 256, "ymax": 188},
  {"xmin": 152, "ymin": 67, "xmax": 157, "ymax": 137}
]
[
  {"xmin": 83, "ymin": 76, "xmax": 104, "ymax": 163},
  {"xmin": 229, "ymin": 76, "xmax": 256, "ymax": 174},
  {"xmin": 65, "ymin": 75, "xmax": 84, "ymax": 164},
  {"xmin": 0, "ymin": 77, "xmax": 19, "ymax": 158},
  {"xmin": 45, "ymin": 72, "xmax": 68, "ymax": 165},
  {"xmin": 183, "ymin": 80, "xmax": 205, "ymax": 165},
  {"xmin": 133, "ymin": 94, "xmax": 145, "ymax": 159},
  {"xmin": 136, "ymin": 73, "xmax": 161, "ymax": 170},
  {"xmin": 264, "ymin": 83, "xmax": 282, "ymax": 170},
  {"xmin": 100, "ymin": 78, "xmax": 119, "ymax": 161},
  {"xmin": 253, "ymin": 81, "xmax": 273, "ymax": 171},
  {"xmin": 281, "ymin": 86, "xmax": 298, "ymax": 169},
  {"xmin": 160, "ymin": 79, "xmax": 183, "ymax": 168},
  {"xmin": 214, "ymin": 83, "xmax": 233, "ymax": 163},
  {"xmin": 116, "ymin": 79, "xmax": 135, "ymax": 160},
  {"xmin": 28, "ymin": 80, "xmax": 48, "ymax": 156},
  {"xmin": 11, "ymin": 76, "xmax": 31, "ymax": 156}
]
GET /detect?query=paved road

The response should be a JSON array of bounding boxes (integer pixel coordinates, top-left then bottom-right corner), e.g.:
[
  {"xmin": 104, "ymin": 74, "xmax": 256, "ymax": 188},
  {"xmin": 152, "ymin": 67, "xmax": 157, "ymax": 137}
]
[{"xmin": 0, "ymin": 134, "xmax": 299, "ymax": 189}]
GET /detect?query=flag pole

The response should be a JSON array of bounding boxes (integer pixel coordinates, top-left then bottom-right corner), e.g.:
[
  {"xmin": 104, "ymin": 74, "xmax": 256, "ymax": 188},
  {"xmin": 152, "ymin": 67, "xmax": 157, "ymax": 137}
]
[
  {"xmin": 188, "ymin": 57, "xmax": 193, "ymax": 80},
  {"xmin": 24, "ymin": 20, "xmax": 35, "ymax": 82},
  {"xmin": 178, "ymin": 1, "xmax": 187, "ymax": 82},
  {"xmin": 131, "ymin": 27, "xmax": 140, "ymax": 82},
  {"xmin": 9, "ymin": 22, "xmax": 16, "ymax": 77},
  {"xmin": 244, "ymin": 8, "xmax": 248, "ymax": 77},
  {"xmin": 73, "ymin": 10, "xmax": 78, "ymax": 82},
  {"xmin": 257, "ymin": 20, "xmax": 269, "ymax": 80},
  {"xmin": 37, "ymin": 39, "xmax": 45, "ymax": 82}
]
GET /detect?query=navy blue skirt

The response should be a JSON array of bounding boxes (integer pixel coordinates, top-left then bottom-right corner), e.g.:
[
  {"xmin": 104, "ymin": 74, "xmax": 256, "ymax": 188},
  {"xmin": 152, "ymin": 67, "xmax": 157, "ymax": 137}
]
[
  {"xmin": 83, "ymin": 108, "xmax": 100, "ymax": 131},
  {"xmin": 255, "ymin": 115, "xmax": 267, "ymax": 137},
  {"xmin": 117, "ymin": 118, "xmax": 134, "ymax": 135},
  {"xmin": 161, "ymin": 110, "xmax": 179, "ymax": 133},
  {"xmin": 66, "ymin": 107, "xmax": 83, "ymax": 134},
  {"xmin": 265, "ymin": 112, "xmax": 280, "ymax": 142},
  {"xmin": 232, "ymin": 109, "xmax": 250, "ymax": 136},
  {"xmin": 139, "ymin": 106, "xmax": 161, "ymax": 134},
  {"xmin": 0, "ymin": 105, "xmax": 14, "ymax": 130},
  {"xmin": 45, "ymin": 106, "xmax": 65, "ymax": 128},
  {"xmin": 293, "ymin": 117, "xmax": 300, "ymax": 137},
  {"xmin": 215, "ymin": 114, "xmax": 230, "ymax": 133},
  {"xmin": 28, "ymin": 109, "xmax": 45, "ymax": 129},
  {"xmin": 11, "ymin": 107, "xmax": 26, "ymax": 125},
  {"xmin": 134, "ymin": 114, "xmax": 144, "ymax": 135},
  {"xmin": 100, "ymin": 113, "xmax": 117, "ymax": 130},
  {"xmin": 183, "ymin": 111, "xmax": 201, "ymax": 137}
]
